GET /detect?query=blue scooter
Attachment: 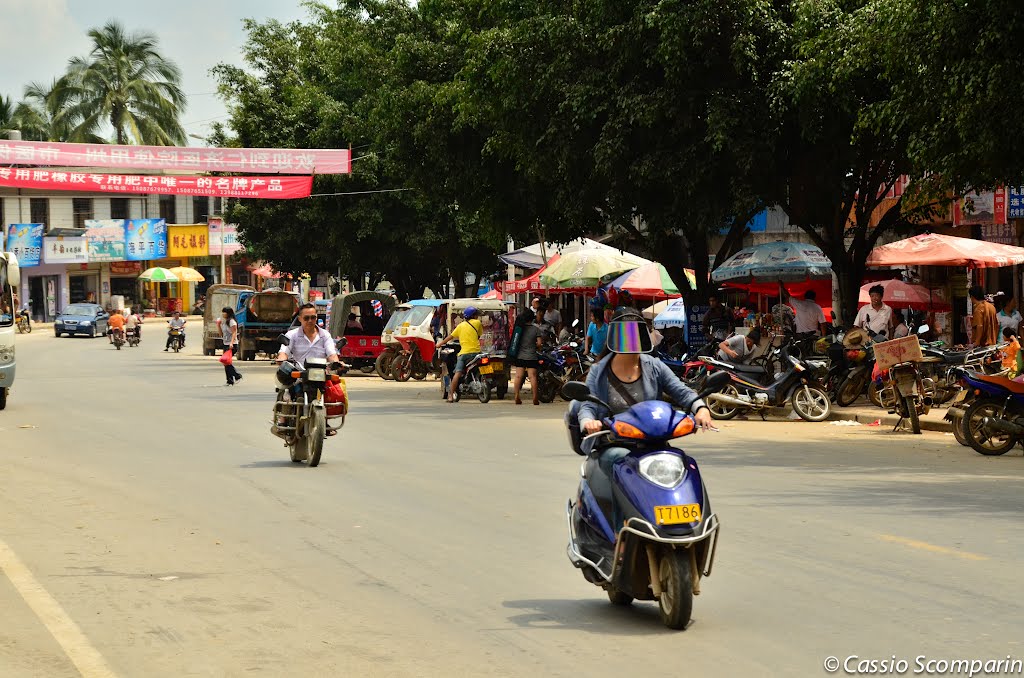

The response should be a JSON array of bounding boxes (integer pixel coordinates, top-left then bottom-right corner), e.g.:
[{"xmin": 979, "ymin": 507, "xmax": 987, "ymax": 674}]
[{"xmin": 562, "ymin": 379, "xmax": 723, "ymax": 630}]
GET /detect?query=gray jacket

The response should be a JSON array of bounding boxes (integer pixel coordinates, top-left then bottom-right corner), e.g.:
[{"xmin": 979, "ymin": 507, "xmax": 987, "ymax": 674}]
[{"xmin": 577, "ymin": 354, "xmax": 707, "ymax": 427}]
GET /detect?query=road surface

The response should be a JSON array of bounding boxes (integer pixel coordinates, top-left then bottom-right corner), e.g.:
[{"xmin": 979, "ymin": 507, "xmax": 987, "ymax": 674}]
[{"xmin": 2, "ymin": 326, "xmax": 1023, "ymax": 677}]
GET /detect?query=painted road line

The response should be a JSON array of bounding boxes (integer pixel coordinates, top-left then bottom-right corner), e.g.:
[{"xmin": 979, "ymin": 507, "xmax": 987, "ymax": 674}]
[
  {"xmin": 0, "ymin": 538, "xmax": 117, "ymax": 678},
  {"xmin": 879, "ymin": 534, "xmax": 988, "ymax": 561}
]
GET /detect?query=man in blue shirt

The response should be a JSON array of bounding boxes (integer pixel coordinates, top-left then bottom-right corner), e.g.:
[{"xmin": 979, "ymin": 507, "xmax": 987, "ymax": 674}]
[{"xmin": 585, "ymin": 308, "xmax": 608, "ymax": 356}]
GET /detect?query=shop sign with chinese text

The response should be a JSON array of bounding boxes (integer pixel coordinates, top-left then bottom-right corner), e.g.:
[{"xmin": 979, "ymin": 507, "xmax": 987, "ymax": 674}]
[
  {"xmin": 6, "ymin": 224, "xmax": 43, "ymax": 266},
  {"xmin": 207, "ymin": 217, "xmax": 243, "ymax": 255},
  {"xmin": 84, "ymin": 220, "xmax": 126, "ymax": 262},
  {"xmin": 126, "ymin": 219, "xmax": 168, "ymax": 261},
  {"xmin": 42, "ymin": 236, "xmax": 88, "ymax": 264},
  {"xmin": 168, "ymin": 225, "xmax": 210, "ymax": 257},
  {"xmin": 0, "ymin": 140, "xmax": 350, "ymax": 174},
  {"xmin": 0, "ymin": 168, "xmax": 313, "ymax": 199},
  {"xmin": 1009, "ymin": 187, "xmax": 1024, "ymax": 219}
]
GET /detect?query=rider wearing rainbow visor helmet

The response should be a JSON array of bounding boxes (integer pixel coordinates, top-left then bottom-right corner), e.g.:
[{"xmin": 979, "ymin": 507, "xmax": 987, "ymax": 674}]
[{"xmin": 437, "ymin": 306, "xmax": 484, "ymax": 403}]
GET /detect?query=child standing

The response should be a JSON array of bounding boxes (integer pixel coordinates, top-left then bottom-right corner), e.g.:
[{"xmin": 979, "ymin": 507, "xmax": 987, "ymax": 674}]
[{"xmin": 1001, "ymin": 327, "xmax": 1021, "ymax": 378}]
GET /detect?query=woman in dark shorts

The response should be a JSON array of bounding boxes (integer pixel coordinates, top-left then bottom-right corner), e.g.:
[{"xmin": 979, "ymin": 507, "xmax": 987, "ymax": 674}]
[{"xmin": 512, "ymin": 310, "xmax": 544, "ymax": 405}]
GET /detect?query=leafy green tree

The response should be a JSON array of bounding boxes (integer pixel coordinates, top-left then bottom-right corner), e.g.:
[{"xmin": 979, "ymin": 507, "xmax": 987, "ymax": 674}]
[
  {"xmin": 9, "ymin": 80, "xmax": 104, "ymax": 143},
  {"xmin": 0, "ymin": 95, "xmax": 13, "ymax": 134},
  {"xmin": 57, "ymin": 21, "xmax": 186, "ymax": 145}
]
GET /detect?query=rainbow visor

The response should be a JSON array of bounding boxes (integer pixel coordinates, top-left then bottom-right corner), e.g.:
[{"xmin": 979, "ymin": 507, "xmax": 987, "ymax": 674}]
[{"xmin": 605, "ymin": 320, "xmax": 653, "ymax": 354}]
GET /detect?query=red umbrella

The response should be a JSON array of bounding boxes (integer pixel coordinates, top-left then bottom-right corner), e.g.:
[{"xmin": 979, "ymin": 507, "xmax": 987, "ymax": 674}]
[
  {"xmin": 858, "ymin": 279, "xmax": 950, "ymax": 310},
  {"xmin": 867, "ymin": 233, "xmax": 1024, "ymax": 268},
  {"xmin": 249, "ymin": 262, "xmax": 282, "ymax": 279}
]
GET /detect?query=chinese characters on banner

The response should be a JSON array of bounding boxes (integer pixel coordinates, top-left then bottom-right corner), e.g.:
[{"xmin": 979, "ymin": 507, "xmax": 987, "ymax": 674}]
[
  {"xmin": 84, "ymin": 219, "xmax": 127, "ymax": 262},
  {"xmin": 42, "ymin": 236, "xmax": 89, "ymax": 264},
  {"xmin": 952, "ymin": 188, "xmax": 1008, "ymax": 227},
  {"xmin": 0, "ymin": 140, "xmax": 350, "ymax": 174},
  {"xmin": 980, "ymin": 224, "xmax": 1017, "ymax": 245},
  {"xmin": 0, "ymin": 169, "xmax": 313, "ymax": 199},
  {"xmin": 126, "ymin": 219, "xmax": 168, "ymax": 261},
  {"xmin": 110, "ymin": 262, "xmax": 143, "ymax": 275},
  {"xmin": 1009, "ymin": 187, "xmax": 1024, "ymax": 219},
  {"xmin": 6, "ymin": 224, "xmax": 44, "ymax": 266},
  {"xmin": 168, "ymin": 225, "xmax": 210, "ymax": 258},
  {"xmin": 207, "ymin": 217, "xmax": 243, "ymax": 256}
]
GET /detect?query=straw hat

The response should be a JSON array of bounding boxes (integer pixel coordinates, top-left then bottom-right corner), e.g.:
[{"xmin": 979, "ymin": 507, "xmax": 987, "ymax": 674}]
[{"xmin": 843, "ymin": 327, "xmax": 870, "ymax": 349}]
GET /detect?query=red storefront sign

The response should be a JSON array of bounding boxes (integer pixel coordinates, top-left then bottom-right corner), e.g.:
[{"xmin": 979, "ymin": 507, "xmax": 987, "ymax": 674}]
[
  {"xmin": 0, "ymin": 140, "xmax": 350, "ymax": 174},
  {"xmin": 0, "ymin": 168, "xmax": 312, "ymax": 199},
  {"xmin": 110, "ymin": 262, "xmax": 143, "ymax": 275}
]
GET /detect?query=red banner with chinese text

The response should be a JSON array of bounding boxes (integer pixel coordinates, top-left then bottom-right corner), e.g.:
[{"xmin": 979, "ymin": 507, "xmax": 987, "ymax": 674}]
[
  {"xmin": 0, "ymin": 168, "xmax": 312, "ymax": 199},
  {"xmin": 0, "ymin": 140, "xmax": 350, "ymax": 174}
]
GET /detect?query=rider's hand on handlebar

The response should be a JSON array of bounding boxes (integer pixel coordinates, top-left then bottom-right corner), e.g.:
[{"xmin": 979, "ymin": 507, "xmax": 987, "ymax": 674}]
[{"xmin": 583, "ymin": 420, "xmax": 604, "ymax": 434}]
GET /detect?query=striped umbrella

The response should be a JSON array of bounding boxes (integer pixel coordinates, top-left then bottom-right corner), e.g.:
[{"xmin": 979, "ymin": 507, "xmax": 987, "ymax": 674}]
[
  {"xmin": 138, "ymin": 267, "xmax": 180, "ymax": 282},
  {"xmin": 607, "ymin": 263, "xmax": 696, "ymax": 299}
]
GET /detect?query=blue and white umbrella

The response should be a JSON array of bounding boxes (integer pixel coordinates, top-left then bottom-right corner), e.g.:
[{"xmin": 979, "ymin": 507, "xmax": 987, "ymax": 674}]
[
  {"xmin": 652, "ymin": 298, "xmax": 688, "ymax": 329},
  {"xmin": 711, "ymin": 241, "xmax": 832, "ymax": 283}
]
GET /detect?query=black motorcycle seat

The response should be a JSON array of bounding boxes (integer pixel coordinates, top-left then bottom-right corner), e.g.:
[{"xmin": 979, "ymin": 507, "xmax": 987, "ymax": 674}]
[
  {"xmin": 929, "ymin": 349, "xmax": 970, "ymax": 362},
  {"xmin": 730, "ymin": 364, "xmax": 766, "ymax": 375}
]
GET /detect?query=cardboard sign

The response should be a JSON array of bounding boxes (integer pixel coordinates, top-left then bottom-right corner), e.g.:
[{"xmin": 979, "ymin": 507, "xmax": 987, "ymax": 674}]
[{"xmin": 874, "ymin": 335, "xmax": 924, "ymax": 371}]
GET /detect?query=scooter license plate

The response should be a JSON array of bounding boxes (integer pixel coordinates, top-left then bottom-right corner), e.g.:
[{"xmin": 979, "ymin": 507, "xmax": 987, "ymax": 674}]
[
  {"xmin": 479, "ymin": 364, "xmax": 494, "ymax": 375},
  {"xmin": 654, "ymin": 504, "xmax": 702, "ymax": 525}
]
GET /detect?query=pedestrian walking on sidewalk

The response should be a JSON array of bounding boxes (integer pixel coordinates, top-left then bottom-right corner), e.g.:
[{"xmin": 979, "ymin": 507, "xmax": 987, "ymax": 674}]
[{"xmin": 217, "ymin": 307, "xmax": 243, "ymax": 386}]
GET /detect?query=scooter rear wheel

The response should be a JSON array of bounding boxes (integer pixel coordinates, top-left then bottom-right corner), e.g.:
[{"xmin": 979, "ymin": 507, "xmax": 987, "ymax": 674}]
[{"xmin": 708, "ymin": 384, "xmax": 740, "ymax": 420}]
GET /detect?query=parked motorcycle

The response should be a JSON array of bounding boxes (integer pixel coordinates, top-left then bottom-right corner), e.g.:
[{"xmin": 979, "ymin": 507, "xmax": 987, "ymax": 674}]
[
  {"xmin": 562, "ymin": 379, "xmax": 722, "ymax": 630},
  {"xmin": 438, "ymin": 344, "xmax": 497, "ymax": 403},
  {"xmin": 16, "ymin": 313, "xmax": 30, "ymax": 334},
  {"xmin": 272, "ymin": 335, "xmax": 348, "ymax": 467},
  {"xmin": 701, "ymin": 346, "xmax": 831, "ymax": 422},
  {"xmin": 870, "ymin": 326, "xmax": 934, "ymax": 434},
  {"xmin": 960, "ymin": 370, "xmax": 1024, "ymax": 456}
]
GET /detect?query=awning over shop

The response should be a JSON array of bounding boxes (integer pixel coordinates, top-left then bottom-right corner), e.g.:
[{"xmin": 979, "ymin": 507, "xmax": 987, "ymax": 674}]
[{"xmin": 867, "ymin": 233, "xmax": 1024, "ymax": 268}]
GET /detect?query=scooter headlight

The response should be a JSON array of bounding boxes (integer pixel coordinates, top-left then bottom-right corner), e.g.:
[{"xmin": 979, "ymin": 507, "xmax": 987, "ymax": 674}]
[{"xmin": 638, "ymin": 453, "xmax": 685, "ymax": 489}]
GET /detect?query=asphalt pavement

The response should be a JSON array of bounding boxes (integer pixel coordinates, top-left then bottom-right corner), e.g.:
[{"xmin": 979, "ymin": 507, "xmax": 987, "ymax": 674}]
[{"xmin": 2, "ymin": 327, "xmax": 1023, "ymax": 677}]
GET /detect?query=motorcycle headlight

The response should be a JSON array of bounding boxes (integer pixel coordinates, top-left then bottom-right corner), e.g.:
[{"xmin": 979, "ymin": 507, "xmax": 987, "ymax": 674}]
[
  {"xmin": 638, "ymin": 453, "xmax": 685, "ymax": 489},
  {"xmin": 306, "ymin": 368, "xmax": 326, "ymax": 382}
]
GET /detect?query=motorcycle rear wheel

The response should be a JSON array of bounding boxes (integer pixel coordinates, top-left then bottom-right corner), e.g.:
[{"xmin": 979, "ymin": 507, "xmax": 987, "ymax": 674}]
[
  {"xmin": 708, "ymin": 384, "xmax": 740, "ymax": 420},
  {"xmin": 836, "ymin": 373, "xmax": 867, "ymax": 407},
  {"xmin": 903, "ymin": 396, "xmax": 922, "ymax": 434},
  {"xmin": 868, "ymin": 381, "xmax": 883, "ymax": 408},
  {"xmin": 951, "ymin": 412, "xmax": 970, "ymax": 446},
  {"xmin": 965, "ymin": 401, "xmax": 1016, "ymax": 456},
  {"xmin": 538, "ymin": 375, "xmax": 558, "ymax": 404},
  {"xmin": 477, "ymin": 377, "xmax": 491, "ymax": 403},
  {"xmin": 657, "ymin": 548, "xmax": 693, "ymax": 630}
]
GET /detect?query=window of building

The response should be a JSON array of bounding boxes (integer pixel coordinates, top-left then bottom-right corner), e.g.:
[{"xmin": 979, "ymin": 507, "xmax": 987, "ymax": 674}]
[
  {"xmin": 110, "ymin": 197, "xmax": 130, "ymax": 220},
  {"xmin": 213, "ymin": 197, "xmax": 223, "ymax": 215},
  {"xmin": 30, "ymin": 198, "xmax": 48, "ymax": 226},
  {"xmin": 193, "ymin": 196, "xmax": 209, "ymax": 223},
  {"xmin": 159, "ymin": 195, "xmax": 176, "ymax": 223},
  {"xmin": 72, "ymin": 198, "xmax": 94, "ymax": 229}
]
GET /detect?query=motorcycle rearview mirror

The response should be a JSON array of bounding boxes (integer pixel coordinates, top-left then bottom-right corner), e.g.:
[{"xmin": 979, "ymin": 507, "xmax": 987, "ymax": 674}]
[
  {"xmin": 277, "ymin": 334, "xmax": 290, "ymax": 346},
  {"xmin": 337, "ymin": 336, "xmax": 348, "ymax": 348},
  {"xmin": 917, "ymin": 324, "xmax": 930, "ymax": 334},
  {"xmin": 572, "ymin": 319, "xmax": 580, "ymax": 328}
]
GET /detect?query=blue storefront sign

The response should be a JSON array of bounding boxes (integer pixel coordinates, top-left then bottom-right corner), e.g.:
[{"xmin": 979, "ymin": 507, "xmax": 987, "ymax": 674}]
[
  {"xmin": 1009, "ymin": 186, "xmax": 1024, "ymax": 219},
  {"xmin": 125, "ymin": 218, "xmax": 168, "ymax": 261},
  {"xmin": 6, "ymin": 223, "xmax": 44, "ymax": 267}
]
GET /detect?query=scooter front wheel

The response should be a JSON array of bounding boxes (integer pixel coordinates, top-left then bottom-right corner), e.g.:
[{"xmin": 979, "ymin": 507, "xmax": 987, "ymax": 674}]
[
  {"xmin": 903, "ymin": 396, "xmax": 922, "ymax": 434},
  {"xmin": 792, "ymin": 385, "xmax": 831, "ymax": 422},
  {"xmin": 657, "ymin": 548, "xmax": 693, "ymax": 630},
  {"xmin": 307, "ymin": 408, "xmax": 326, "ymax": 467}
]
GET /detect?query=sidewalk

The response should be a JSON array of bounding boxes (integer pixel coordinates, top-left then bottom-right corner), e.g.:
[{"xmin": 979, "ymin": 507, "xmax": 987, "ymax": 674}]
[{"xmin": 827, "ymin": 400, "xmax": 952, "ymax": 432}]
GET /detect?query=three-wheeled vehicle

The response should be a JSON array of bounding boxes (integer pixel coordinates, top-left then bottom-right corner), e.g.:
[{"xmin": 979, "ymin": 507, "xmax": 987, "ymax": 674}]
[
  {"xmin": 0, "ymin": 252, "xmax": 21, "ymax": 410},
  {"xmin": 376, "ymin": 305, "xmax": 413, "ymax": 379},
  {"xmin": 390, "ymin": 299, "xmax": 445, "ymax": 382},
  {"xmin": 203, "ymin": 284, "xmax": 255, "ymax": 355},
  {"xmin": 439, "ymin": 298, "xmax": 514, "ymax": 400},
  {"xmin": 328, "ymin": 291, "xmax": 397, "ymax": 373}
]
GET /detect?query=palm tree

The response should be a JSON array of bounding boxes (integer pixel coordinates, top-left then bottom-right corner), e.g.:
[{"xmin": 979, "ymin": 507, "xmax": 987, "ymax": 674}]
[
  {"xmin": 58, "ymin": 21, "xmax": 186, "ymax": 145},
  {"xmin": 9, "ymin": 80, "xmax": 88, "ymax": 142},
  {"xmin": 0, "ymin": 94, "xmax": 14, "ymax": 134}
]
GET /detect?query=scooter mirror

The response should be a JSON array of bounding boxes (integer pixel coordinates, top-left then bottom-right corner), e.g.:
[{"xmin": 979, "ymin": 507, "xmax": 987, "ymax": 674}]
[
  {"xmin": 572, "ymin": 319, "xmax": 580, "ymax": 328},
  {"xmin": 277, "ymin": 334, "xmax": 290, "ymax": 346},
  {"xmin": 917, "ymin": 324, "xmax": 930, "ymax": 334},
  {"xmin": 561, "ymin": 381, "xmax": 591, "ymax": 401}
]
